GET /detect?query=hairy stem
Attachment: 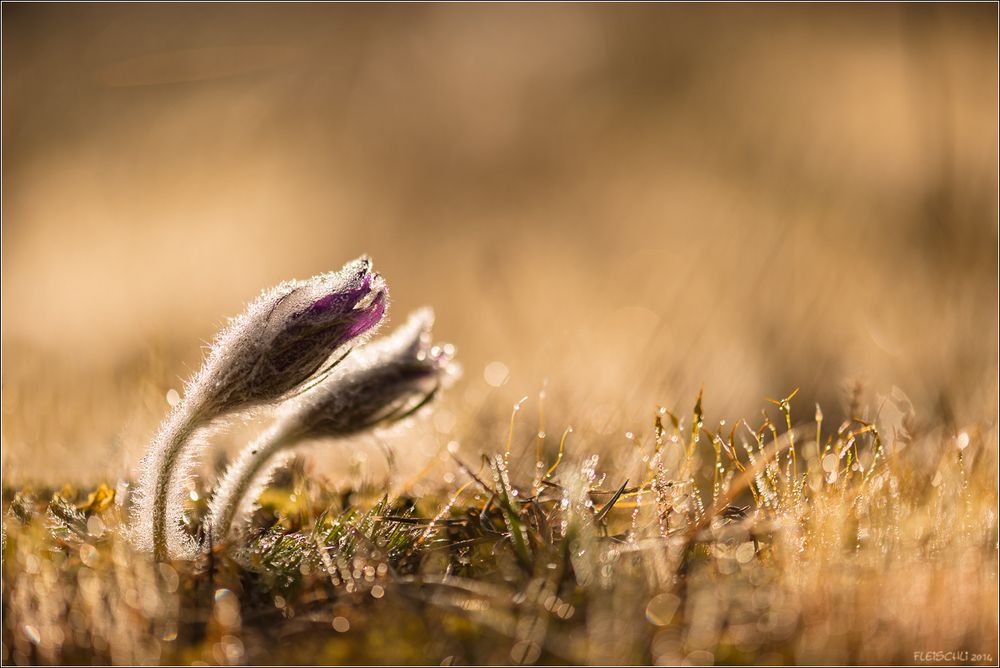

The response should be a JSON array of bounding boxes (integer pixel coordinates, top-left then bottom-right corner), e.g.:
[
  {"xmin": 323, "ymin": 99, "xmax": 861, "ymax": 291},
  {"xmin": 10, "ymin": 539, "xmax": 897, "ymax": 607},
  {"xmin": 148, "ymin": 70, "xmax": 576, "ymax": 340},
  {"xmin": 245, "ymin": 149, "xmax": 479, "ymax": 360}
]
[
  {"xmin": 152, "ymin": 417, "xmax": 199, "ymax": 560},
  {"xmin": 206, "ymin": 424, "xmax": 301, "ymax": 546},
  {"xmin": 132, "ymin": 399, "xmax": 203, "ymax": 561}
]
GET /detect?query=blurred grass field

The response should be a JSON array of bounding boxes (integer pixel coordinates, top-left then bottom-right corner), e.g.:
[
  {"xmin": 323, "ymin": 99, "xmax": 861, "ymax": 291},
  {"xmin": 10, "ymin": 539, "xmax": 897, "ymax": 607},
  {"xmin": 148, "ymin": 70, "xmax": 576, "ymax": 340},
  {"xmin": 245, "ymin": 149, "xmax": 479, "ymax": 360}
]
[
  {"xmin": 2, "ymin": 3, "xmax": 998, "ymax": 665},
  {"xmin": 3, "ymin": 393, "xmax": 997, "ymax": 664}
]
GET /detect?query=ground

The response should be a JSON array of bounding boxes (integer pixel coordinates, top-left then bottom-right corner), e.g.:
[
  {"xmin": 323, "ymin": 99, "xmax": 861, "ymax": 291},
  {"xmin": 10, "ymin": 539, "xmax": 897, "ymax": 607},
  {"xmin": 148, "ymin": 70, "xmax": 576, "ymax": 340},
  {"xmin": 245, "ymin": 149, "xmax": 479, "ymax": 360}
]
[{"xmin": 4, "ymin": 392, "xmax": 997, "ymax": 665}]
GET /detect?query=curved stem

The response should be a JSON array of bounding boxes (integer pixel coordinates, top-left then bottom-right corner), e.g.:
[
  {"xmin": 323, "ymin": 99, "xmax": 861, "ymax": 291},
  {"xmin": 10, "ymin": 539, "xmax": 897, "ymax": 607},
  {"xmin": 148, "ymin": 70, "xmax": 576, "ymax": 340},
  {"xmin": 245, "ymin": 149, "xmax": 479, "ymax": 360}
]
[
  {"xmin": 206, "ymin": 423, "xmax": 300, "ymax": 545},
  {"xmin": 131, "ymin": 399, "xmax": 203, "ymax": 561},
  {"xmin": 152, "ymin": 405, "xmax": 202, "ymax": 561}
]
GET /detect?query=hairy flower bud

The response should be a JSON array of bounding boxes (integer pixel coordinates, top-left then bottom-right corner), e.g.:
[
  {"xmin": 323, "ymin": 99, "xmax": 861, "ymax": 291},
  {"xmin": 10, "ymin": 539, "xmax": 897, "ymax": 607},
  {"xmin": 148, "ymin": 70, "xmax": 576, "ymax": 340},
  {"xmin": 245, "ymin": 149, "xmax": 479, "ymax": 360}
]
[
  {"xmin": 132, "ymin": 256, "xmax": 389, "ymax": 560},
  {"xmin": 206, "ymin": 308, "xmax": 457, "ymax": 546},
  {"xmin": 196, "ymin": 257, "xmax": 388, "ymax": 416}
]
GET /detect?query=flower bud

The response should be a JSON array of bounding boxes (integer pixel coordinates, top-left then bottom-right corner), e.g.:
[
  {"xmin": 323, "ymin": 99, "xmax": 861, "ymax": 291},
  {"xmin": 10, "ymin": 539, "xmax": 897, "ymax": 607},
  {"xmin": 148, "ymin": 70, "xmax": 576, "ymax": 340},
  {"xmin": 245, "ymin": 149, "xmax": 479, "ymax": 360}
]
[
  {"xmin": 196, "ymin": 256, "xmax": 388, "ymax": 416},
  {"xmin": 282, "ymin": 307, "xmax": 454, "ymax": 440},
  {"xmin": 132, "ymin": 256, "xmax": 389, "ymax": 560},
  {"xmin": 206, "ymin": 308, "xmax": 458, "ymax": 546}
]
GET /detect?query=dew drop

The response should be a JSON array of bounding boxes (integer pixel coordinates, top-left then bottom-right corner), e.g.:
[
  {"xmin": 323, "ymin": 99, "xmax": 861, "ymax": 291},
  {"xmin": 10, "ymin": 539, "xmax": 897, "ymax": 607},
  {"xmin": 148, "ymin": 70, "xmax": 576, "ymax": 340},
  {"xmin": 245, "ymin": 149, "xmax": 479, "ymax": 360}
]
[
  {"xmin": 22, "ymin": 625, "xmax": 40, "ymax": 645},
  {"xmin": 484, "ymin": 361, "xmax": 510, "ymax": 387},
  {"xmin": 735, "ymin": 541, "xmax": 756, "ymax": 564},
  {"xmin": 645, "ymin": 593, "xmax": 680, "ymax": 626},
  {"xmin": 166, "ymin": 389, "xmax": 181, "ymax": 407}
]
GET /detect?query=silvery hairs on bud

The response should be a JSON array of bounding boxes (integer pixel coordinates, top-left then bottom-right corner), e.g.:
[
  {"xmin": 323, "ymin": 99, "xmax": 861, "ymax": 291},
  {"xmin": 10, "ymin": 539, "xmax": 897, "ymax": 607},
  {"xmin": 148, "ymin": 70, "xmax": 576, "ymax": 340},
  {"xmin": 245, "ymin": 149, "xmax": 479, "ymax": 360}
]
[
  {"xmin": 131, "ymin": 256, "xmax": 389, "ymax": 560},
  {"xmin": 206, "ymin": 308, "xmax": 458, "ymax": 547}
]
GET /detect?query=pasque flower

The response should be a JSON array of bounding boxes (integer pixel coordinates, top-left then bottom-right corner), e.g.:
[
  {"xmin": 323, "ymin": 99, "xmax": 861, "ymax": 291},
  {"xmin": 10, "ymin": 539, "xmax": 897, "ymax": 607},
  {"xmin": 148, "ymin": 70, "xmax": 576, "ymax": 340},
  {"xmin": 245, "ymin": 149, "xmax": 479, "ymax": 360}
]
[
  {"xmin": 132, "ymin": 256, "xmax": 388, "ymax": 560},
  {"xmin": 206, "ymin": 308, "xmax": 457, "ymax": 546}
]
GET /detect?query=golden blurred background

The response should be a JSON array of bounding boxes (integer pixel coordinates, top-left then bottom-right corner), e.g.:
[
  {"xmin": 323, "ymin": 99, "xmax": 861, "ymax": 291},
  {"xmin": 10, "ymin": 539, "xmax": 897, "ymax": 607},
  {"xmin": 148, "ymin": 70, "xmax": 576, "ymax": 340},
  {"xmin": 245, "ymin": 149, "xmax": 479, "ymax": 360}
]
[{"xmin": 2, "ymin": 3, "xmax": 997, "ymax": 485}]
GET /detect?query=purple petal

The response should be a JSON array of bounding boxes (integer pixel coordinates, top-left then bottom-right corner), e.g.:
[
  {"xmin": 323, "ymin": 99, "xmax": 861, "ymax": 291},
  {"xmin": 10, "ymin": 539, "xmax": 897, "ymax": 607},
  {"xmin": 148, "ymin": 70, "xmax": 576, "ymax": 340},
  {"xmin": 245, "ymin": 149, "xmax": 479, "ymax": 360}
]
[{"xmin": 346, "ymin": 292, "xmax": 387, "ymax": 338}]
